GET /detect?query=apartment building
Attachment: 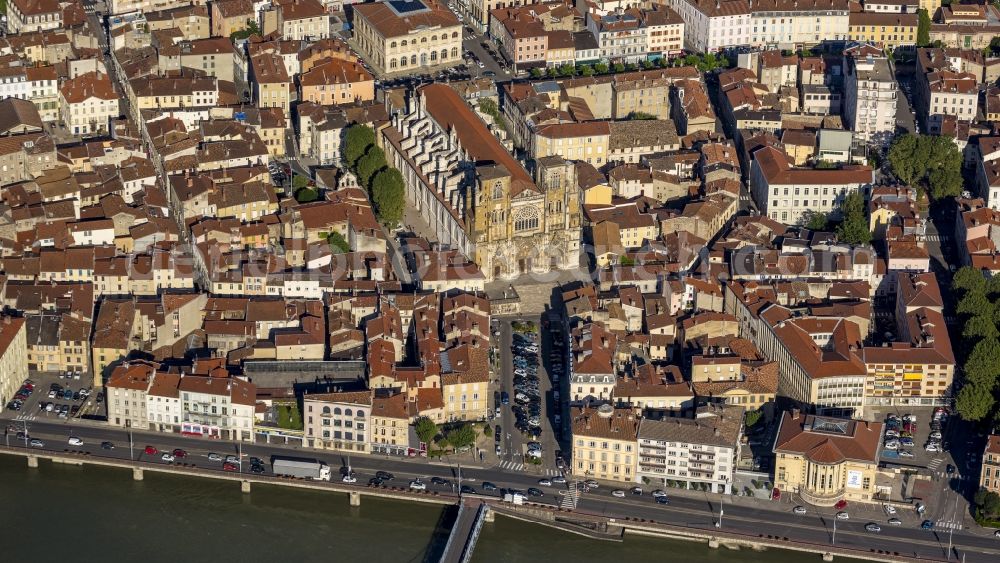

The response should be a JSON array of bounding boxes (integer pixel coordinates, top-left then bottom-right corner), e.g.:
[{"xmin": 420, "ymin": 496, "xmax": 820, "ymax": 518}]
[
  {"xmin": 210, "ymin": 0, "xmax": 255, "ymax": 38},
  {"xmin": 251, "ymin": 52, "xmax": 291, "ymax": 118},
  {"xmin": 643, "ymin": 5, "xmax": 685, "ymax": 57},
  {"xmin": 587, "ymin": 11, "xmax": 647, "ymax": 64},
  {"xmin": 274, "ymin": 0, "xmax": 330, "ymax": 41},
  {"xmin": 59, "ymin": 72, "xmax": 119, "ymax": 135},
  {"xmin": 571, "ymin": 404, "xmax": 640, "ymax": 483},
  {"xmin": 773, "ymin": 410, "xmax": 883, "ymax": 506},
  {"xmin": 981, "ymin": 435, "xmax": 1000, "ymax": 495},
  {"xmin": 847, "ymin": 12, "xmax": 918, "ymax": 49},
  {"xmin": 749, "ymin": 0, "xmax": 850, "ymax": 49},
  {"xmin": 106, "ymin": 361, "xmax": 154, "ymax": 429},
  {"xmin": 299, "ymin": 59, "xmax": 375, "ymax": 106},
  {"xmin": 158, "ymin": 37, "xmax": 244, "ymax": 84},
  {"xmin": 531, "ymin": 121, "xmax": 610, "ymax": 166},
  {"xmin": 570, "ymin": 322, "xmax": 617, "ymax": 402},
  {"xmin": 843, "ymin": 48, "xmax": 898, "ymax": 145},
  {"xmin": 916, "ymin": 48, "xmax": 978, "ymax": 135},
  {"xmin": 303, "ymin": 391, "xmax": 372, "ymax": 452},
  {"xmin": 0, "ymin": 317, "xmax": 28, "ymax": 408},
  {"xmin": 370, "ymin": 391, "xmax": 411, "ymax": 454},
  {"xmin": 750, "ymin": 146, "xmax": 873, "ymax": 224},
  {"xmin": 668, "ymin": 0, "xmax": 751, "ymax": 53},
  {"xmin": 490, "ymin": 5, "xmax": 548, "ymax": 70},
  {"xmin": 108, "ymin": 0, "xmax": 189, "ymax": 16},
  {"xmin": 7, "ymin": 0, "xmax": 61, "ymax": 34},
  {"xmin": 352, "ymin": 0, "xmax": 462, "ymax": 77},
  {"xmin": 637, "ymin": 405, "xmax": 743, "ymax": 493},
  {"xmin": 146, "ymin": 4, "xmax": 211, "ymax": 41},
  {"xmin": 178, "ymin": 374, "xmax": 256, "ymax": 441}
]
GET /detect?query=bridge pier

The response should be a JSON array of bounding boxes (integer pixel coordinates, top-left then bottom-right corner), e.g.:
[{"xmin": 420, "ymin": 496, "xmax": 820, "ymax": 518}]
[
  {"xmin": 484, "ymin": 506, "xmax": 494, "ymax": 523},
  {"xmin": 822, "ymin": 553, "xmax": 834, "ymax": 562},
  {"xmin": 26, "ymin": 455, "xmax": 38, "ymax": 468},
  {"xmin": 241, "ymin": 480, "xmax": 251, "ymax": 494},
  {"xmin": 349, "ymin": 491, "xmax": 361, "ymax": 506},
  {"xmin": 708, "ymin": 537, "xmax": 720, "ymax": 549},
  {"xmin": 133, "ymin": 468, "xmax": 143, "ymax": 481}
]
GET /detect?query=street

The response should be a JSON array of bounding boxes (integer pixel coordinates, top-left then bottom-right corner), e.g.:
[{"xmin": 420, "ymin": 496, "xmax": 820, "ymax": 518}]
[{"xmin": 5, "ymin": 418, "xmax": 1000, "ymax": 562}]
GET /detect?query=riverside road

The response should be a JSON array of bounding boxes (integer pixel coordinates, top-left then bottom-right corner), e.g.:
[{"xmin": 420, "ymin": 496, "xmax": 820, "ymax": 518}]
[{"xmin": 6, "ymin": 419, "xmax": 1000, "ymax": 562}]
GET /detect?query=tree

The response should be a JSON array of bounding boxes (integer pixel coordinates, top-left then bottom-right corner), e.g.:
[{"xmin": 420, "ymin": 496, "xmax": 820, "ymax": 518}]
[
  {"xmin": 962, "ymin": 338, "xmax": 1000, "ymax": 388},
  {"xmin": 277, "ymin": 405, "xmax": 291, "ymax": 428},
  {"xmin": 963, "ymin": 314, "xmax": 999, "ymax": 341},
  {"xmin": 642, "ymin": 60, "xmax": 654, "ymax": 69},
  {"xmin": 327, "ymin": 231, "xmax": 350, "ymax": 254},
  {"xmin": 356, "ymin": 146, "xmax": 387, "ymax": 189},
  {"xmin": 343, "ymin": 124, "xmax": 376, "ymax": 169},
  {"xmin": 976, "ymin": 489, "xmax": 1000, "ymax": 519},
  {"xmin": 956, "ymin": 383, "xmax": 995, "ymax": 422},
  {"xmin": 805, "ymin": 211, "xmax": 829, "ymax": 231},
  {"xmin": 294, "ymin": 187, "xmax": 318, "ymax": 203},
  {"xmin": 887, "ymin": 133, "xmax": 964, "ymax": 199},
  {"xmin": 594, "ymin": 62, "xmax": 609, "ymax": 74},
  {"xmin": 745, "ymin": 409, "xmax": 763, "ymax": 429},
  {"xmin": 483, "ymin": 424, "xmax": 492, "ymax": 436},
  {"xmin": 579, "ymin": 64, "xmax": 594, "ymax": 76},
  {"xmin": 953, "ymin": 266, "xmax": 987, "ymax": 294},
  {"xmin": 230, "ymin": 19, "xmax": 261, "ymax": 41},
  {"xmin": 917, "ymin": 9, "xmax": 931, "ymax": 46},
  {"xmin": 835, "ymin": 191, "xmax": 872, "ymax": 244},
  {"xmin": 371, "ymin": 168, "xmax": 405, "ymax": 228},
  {"xmin": 627, "ymin": 111, "xmax": 656, "ymax": 120},
  {"xmin": 292, "ymin": 175, "xmax": 311, "ymax": 190},
  {"xmin": 530, "ymin": 68, "xmax": 543, "ymax": 78},
  {"xmin": 558, "ymin": 64, "xmax": 576, "ymax": 77},
  {"xmin": 289, "ymin": 403, "xmax": 303, "ymax": 429},
  {"xmin": 547, "ymin": 66, "xmax": 559, "ymax": 78},
  {"xmin": 957, "ymin": 290, "xmax": 992, "ymax": 318},
  {"xmin": 448, "ymin": 424, "xmax": 477, "ymax": 449},
  {"xmin": 415, "ymin": 417, "xmax": 438, "ymax": 445},
  {"xmin": 613, "ymin": 62, "xmax": 626, "ymax": 73}
]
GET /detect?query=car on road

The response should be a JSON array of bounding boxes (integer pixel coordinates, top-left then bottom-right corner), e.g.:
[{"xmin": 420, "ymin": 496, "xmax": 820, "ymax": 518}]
[
  {"xmin": 68, "ymin": 437, "xmax": 83, "ymax": 446},
  {"xmin": 500, "ymin": 392, "xmax": 509, "ymax": 405},
  {"xmin": 172, "ymin": 449, "xmax": 187, "ymax": 458},
  {"xmin": 611, "ymin": 490, "xmax": 625, "ymax": 498},
  {"xmin": 527, "ymin": 488, "xmax": 544, "ymax": 497},
  {"xmin": 655, "ymin": 496, "xmax": 669, "ymax": 505},
  {"xmin": 772, "ymin": 488, "xmax": 781, "ymax": 501},
  {"xmin": 585, "ymin": 479, "xmax": 599, "ymax": 488},
  {"xmin": 101, "ymin": 441, "xmax": 114, "ymax": 450},
  {"xmin": 552, "ymin": 476, "xmax": 567, "ymax": 484},
  {"xmin": 921, "ymin": 520, "xmax": 935, "ymax": 530},
  {"xmin": 631, "ymin": 487, "xmax": 643, "ymax": 495},
  {"xmin": 883, "ymin": 504, "xmax": 896, "ymax": 516},
  {"xmin": 946, "ymin": 464, "xmax": 955, "ymax": 474},
  {"xmin": 865, "ymin": 523, "xmax": 881, "ymax": 533},
  {"xmin": 225, "ymin": 455, "xmax": 239, "ymax": 464},
  {"xmin": 538, "ymin": 479, "xmax": 552, "ymax": 486},
  {"xmin": 793, "ymin": 506, "xmax": 807, "ymax": 515},
  {"xmin": 994, "ymin": 530, "xmax": 1000, "ymax": 538},
  {"xmin": 483, "ymin": 482, "xmax": 498, "ymax": 492},
  {"xmin": 409, "ymin": 480, "xmax": 427, "ymax": 491},
  {"xmin": 836, "ymin": 512, "xmax": 849, "ymax": 520},
  {"xmin": 376, "ymin": 471, "xmax": 395, "ymax": 481},
  {"xmin": 888, "ymin": 518, "xmax": 902, "ymax": 526},
  {"xmin": 161, "ymin": 453, "xmax": 176, "ymax": 462},
  {"xmin": 834, "ymin": 499, "xmax": 848, "ymax": 511},
  {"xmin": 651, "ymin": 490, "xmax": 667, "ymax": 498},
  {"xmin": 223, "ymin": 462, "xmax": 239, "ymax": 472},
  {"xmin": 29, "ymin": 439, "xmax": 44, "ymax": 448},
  {"xmin": 916, "ymin": 503, "xmax": 926, "ymax": 514},
  {"xmin": 144, "ymin": 446, "xmax": 158, "ymax": 455},
  {"xmin": 430, "ymin": 476, "xmax": 450, "ymax": 486},
  {"xmin": 342, "ymin": 474, "xmax": 357, "ymax": 484},
  {"xmin": 208, "ymin": 453, "xmax": 223, "ymax": 462},
  {"xmin": 369, "ymin": 477, "xmax": 384, "ymax": 487},
  {"xmin": 460, "ymin": 485, "xmax": 476, "ymax": 495}
]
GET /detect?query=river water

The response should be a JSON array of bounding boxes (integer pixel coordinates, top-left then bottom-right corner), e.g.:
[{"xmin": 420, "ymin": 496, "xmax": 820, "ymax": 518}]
[{"xmin": 0, "ymin": 456, "xmax": 864, "ymax": 562}]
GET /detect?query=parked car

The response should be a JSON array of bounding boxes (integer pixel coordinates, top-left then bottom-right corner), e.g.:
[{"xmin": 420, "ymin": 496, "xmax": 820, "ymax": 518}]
[{"xmin": 921, "ymin": 520, "xmax": 935, "ymax": 530}]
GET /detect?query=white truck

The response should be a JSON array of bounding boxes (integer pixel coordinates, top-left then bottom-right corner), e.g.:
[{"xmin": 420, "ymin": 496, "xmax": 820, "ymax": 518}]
[
  {"xmin": 271, "ymin": 457, "xmax": 332, "ymax": 481},
  {"xmin": 503, "ymin": 492, "xmax": 525, "ymax": 505}
]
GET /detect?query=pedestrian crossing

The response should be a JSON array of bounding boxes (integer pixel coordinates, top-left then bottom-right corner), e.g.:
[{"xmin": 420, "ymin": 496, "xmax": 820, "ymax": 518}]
[
  {"xmin": 924, "ymin": 234, "xmax": 951, "ymax": 243},
  {"xmin": 560, "ymin": 482, "xmax": 581, "ymax": 510},
  {"xmin": 498, "ymin": 460, "xmax": 524, "ymax": 471},
  {"xmin": 936, "ymin": 520, "xmax": 962, "ymax": 531},
  {"xmin": 927, "ymin": 458, "xmax": 943, "ymax": 470},
  {"xmin": 12, "ymin": 412, "xmax": 37, "ymax": 422}
]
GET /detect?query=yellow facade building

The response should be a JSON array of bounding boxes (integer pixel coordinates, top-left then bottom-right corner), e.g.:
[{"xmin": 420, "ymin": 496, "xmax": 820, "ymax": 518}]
[
  {"xmin": 571, "ymin": 404, "xmax": 640, "ymax": 483},
  {"xmin": 848, "ymin": 12, "xmax": 918, "ymax": 49},
  {"xmin": 351, "ymin": 0, "xmax": 462, "ymax": 77}
]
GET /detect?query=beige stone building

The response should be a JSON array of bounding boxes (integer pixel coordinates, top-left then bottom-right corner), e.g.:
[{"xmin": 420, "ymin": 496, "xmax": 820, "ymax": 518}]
[
  {"xmin": 352, "ymin": 0, "xmax": 462, "ymax": 77},
  {"xmin": 299, "ymin": 59, "xmax": 375, "ymax": 106},
  {"xmin": 531, "ymin": 121, "xmax": 610, "ymax": 167},
  {"xmin": 210, "ymin": 0, "xmax": 255, "ymax": 38},
  {"xmin": 303, "ymin": 391, "xmax": 372, "ymax": 452},
  {"xmin": 106, "ymin": 361, "xmax": 154, "ymax": 429},
  {"xmin": 158, "ymin": 37, "xmax": 243, "ymax": 84},
  {"xmin": 571, "ymin": 404, "xmax": 640, "ymax": 483},
  {"xmin": 91, "ymin": 299, "xmax": 138, "ymax": 387},
  {"xmin": 441, "ymin": 345, "xmax": 490, "ymax": 422},
  {"xmin": 272, "ymin": 0, "xmax": 330, "ymax": 41},
  {"xmin": 59, "ymin": 72, "xmax": 119, "ymax": 136},
  {"xmin": 370, "ymin": 391, "xmax": 411, "ymax": 454},
  {"xmin": 773, "ymin": 410, "xmax": 884, "ymax": 506},
  {"xmin": 0, "ymin": 317, "xmax": 28, "ymax": 408},
  {"xmin": 6, "ymin": 0, "xmax": 61, "ymax": 34},
  {"xmin": 146, "ymin": 4, "xmax": 211, "ymax": 41},
  {"xmin": 251, "ymin": 52, "xmax": 291, "ymax": 118},
  {"xmin": 981, "ymin": 435, "xmax": 1000, "ymax": 495}
]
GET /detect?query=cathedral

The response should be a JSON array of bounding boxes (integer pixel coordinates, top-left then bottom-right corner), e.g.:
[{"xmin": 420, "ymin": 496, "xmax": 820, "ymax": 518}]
[{"xmin": 382, "ymin": 84, "xmax": 581, "ymax": 281}]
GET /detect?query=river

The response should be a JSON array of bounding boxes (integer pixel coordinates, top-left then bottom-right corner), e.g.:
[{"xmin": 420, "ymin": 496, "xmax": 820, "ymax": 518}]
[{"xmin": 0, "ymin": 456, "xmax": 865, "ymax": 562}]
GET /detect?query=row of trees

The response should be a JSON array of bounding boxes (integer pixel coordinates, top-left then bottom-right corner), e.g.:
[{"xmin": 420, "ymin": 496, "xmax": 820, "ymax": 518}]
[
  {"xmin": 342, "ymin": 124, "xmax": 405, "ymax": 228},
  {"xmin": 802, "ymin": 190, "xmax": 872, "ymax": 245},
  {"xmin": 952, "ymin": 267, "xmax": 1000, "ymax": 422},
  {"xmin": 887, "ymin": 133, "xmax": 964, "ymax": 200},
  {"xmin": 524, "ymin": 53, "xmax": 732, "ymax": 80},
  {"xmin": 414, "ymin": 418, "xmax": 478, "ymax": 451}
]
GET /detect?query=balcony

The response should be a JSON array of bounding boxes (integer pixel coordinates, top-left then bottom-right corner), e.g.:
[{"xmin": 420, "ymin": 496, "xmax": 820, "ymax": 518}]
[{"xmin": 798, "ymin": 487, "xmax": 846, "ymax": 507}]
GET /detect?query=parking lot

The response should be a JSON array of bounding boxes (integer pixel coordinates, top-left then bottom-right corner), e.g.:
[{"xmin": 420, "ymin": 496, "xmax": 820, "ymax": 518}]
[
  {"xmin": 868, "ymin": 406, "xmax": 953, "ymax": 474},
  {"xmin": 3, "ymin": 372, "xmax": 102, "ymax": 428},
  {"xmin": 495, "ymin": 318, "xmax": 563, "ymax": 476}
]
